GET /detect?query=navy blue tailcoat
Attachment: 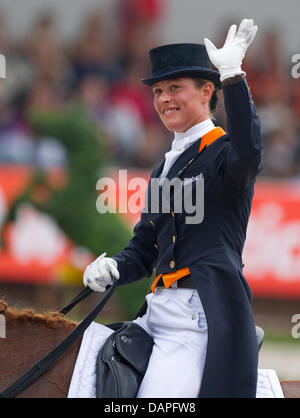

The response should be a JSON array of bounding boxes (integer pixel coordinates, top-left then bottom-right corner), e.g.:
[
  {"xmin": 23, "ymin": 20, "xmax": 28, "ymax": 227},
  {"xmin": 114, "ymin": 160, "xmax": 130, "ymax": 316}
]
[{"xmin": 113, "ymin": 78, "xmax": 263, "ymax": 398}]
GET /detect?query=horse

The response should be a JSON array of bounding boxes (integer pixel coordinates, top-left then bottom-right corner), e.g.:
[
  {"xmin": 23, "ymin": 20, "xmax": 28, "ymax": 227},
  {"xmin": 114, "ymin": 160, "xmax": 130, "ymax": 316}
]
[
  {"xmin": 0, "ymin": 299, "xmax": 81, "ymax": 398},
  {"xmin": 0, "ymin": 298, "xmax": 299, "ymax": 398}
]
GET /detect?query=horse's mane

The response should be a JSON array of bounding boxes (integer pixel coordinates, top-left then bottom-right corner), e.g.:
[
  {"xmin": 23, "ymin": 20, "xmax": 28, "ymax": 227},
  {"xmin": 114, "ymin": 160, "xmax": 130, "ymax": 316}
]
[{"xmin": 0, "ymin": 299, "xmax": 77, "ymax": 329}]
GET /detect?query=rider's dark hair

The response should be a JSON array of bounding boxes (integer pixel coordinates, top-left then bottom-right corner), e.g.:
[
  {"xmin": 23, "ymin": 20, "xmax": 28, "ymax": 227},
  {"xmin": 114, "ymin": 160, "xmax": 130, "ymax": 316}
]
[{"xmin": 193, "ymin": 78, "xmax": 218, "ymax": 117}]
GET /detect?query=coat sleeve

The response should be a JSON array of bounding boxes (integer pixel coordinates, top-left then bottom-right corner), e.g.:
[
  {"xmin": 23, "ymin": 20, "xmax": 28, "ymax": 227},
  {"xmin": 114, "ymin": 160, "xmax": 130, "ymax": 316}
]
[
  {"xmin": 111, "ymin": 173, "xmax": 159, "ymax": 287},
  {"xmin": 222, "ymin": 77, "xmax": 263, "ymax": 189}
]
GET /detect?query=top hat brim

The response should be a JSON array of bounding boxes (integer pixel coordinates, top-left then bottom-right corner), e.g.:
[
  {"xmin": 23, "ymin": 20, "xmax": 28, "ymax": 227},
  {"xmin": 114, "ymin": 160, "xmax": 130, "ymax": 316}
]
[{"xmin": 141, "ymin": 67, "xmax": 222, "ymax": 90}]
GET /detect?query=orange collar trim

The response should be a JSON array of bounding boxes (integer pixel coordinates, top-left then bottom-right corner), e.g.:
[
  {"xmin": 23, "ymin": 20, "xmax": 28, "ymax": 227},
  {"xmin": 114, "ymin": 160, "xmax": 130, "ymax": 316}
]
[{"xmin": 199, "ymin": 126, "xmax": 226, "ymax": 154}]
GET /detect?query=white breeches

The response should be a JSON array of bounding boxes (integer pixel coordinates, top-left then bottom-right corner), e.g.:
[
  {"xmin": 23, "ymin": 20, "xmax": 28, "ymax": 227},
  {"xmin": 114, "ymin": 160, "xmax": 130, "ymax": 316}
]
[{"xmin": 132, "ymin": 287, "xmax": 208, "ymax": 398}]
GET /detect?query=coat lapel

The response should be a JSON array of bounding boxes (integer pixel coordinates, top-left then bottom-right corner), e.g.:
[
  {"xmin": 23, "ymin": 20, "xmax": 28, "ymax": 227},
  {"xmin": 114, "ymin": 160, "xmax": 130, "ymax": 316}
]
[
  {"xmin": 166, "ymin": 138, "xmax": 202, "ymax": 180},
  {"xmin": 151, "ymin": 160, "xmax": 165, "ymax": 179},
  {"xmin": 150, "ymin": 127, "xmax": 227, "ymax": 184},
  {"xmin": 165, "ymin": 127, "xmax": 227, "ymax": 180}
]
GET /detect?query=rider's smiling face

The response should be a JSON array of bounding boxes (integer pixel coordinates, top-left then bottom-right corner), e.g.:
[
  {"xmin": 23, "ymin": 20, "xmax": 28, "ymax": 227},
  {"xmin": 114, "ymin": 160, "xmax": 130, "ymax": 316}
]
[{"xmin": 152, "ymin": 77, "xmax": 213, "ymax": 133}]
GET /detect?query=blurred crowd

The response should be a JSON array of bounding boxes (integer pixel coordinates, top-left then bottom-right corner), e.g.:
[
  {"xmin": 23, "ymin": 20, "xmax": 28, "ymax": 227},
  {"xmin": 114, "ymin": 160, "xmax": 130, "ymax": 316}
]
[
  {"xmin": 0, "ymin": 1, "xmax": 299, "ymax": 178},
  {"xmin": 0, "ymin": 0, "xmax": 170, "ymax": 170}
]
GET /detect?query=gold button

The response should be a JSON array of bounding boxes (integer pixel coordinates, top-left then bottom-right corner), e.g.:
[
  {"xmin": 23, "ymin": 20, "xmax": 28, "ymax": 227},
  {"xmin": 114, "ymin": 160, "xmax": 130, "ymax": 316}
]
[
  {"xmin": 171, "ymin": 211, "xmax": 175, "ymax": 217},
  {"xmin": 172, "ymin": 235, "xmax": 176, "ymax": 243},
  {"xmin": 170, "ymin": 260, "xmax": 175, "ymax": 269}
]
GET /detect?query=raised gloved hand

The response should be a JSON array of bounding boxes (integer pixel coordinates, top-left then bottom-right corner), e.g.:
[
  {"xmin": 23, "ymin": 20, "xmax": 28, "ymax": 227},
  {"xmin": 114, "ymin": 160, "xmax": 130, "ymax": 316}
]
[
  {"xmin": 83, "ymin": 252, "xmax": 120, "ymax": 292},
  {"xmin": 204, "ymin": 18, "xmax": 258, "ymax": 82}
]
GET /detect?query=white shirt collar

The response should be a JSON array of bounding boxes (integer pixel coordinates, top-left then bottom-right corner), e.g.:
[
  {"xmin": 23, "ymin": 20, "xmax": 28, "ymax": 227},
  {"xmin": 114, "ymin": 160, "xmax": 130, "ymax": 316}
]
[
  {"xmin": 159, "ymin": 119, "xmax": 215, "ymax": 179},
  {"xmin": 172, "ymin": 119, "xmax": 215, "ymax": 152}
]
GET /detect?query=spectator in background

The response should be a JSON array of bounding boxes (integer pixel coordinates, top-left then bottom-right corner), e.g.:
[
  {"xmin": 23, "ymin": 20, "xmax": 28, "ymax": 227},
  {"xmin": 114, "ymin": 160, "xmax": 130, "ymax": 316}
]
[
  {"xmin": 0, "ymin": 13, "xmax": 33, "ymax": 164},
  {"xmin": 109, "ymin": 59, "xmax": 169, "ymax": 167},
  {"xmin": 110, "ymin": 60, "xmax": 158, "ymax": 127},
  {"xmin": 257, "ymin": 80, "xmax": 300, "ymax": 178},
  {"xmin": 24, "ymin": 12, "xmax": 68, "ymax": 86},
  {"xmin": 236, "ymin": 23, "xmax": 300, "ymax": 178},
  {"xmin": 23, "ymin": 80, "xmax": 67, "ymax": 169},
  {"xmin": 0, "ymin": 111, "xmax": 34, "ymax": 164},
  {"xmin": 77, "ymin": 71, "xmax": 168, "ymax": 167},
  {"xmin": 76, "ymin": 72, "xmax": 142, "ymax": 164},
  {"xmin": 117, "ymin": 0, "xmax": 164, "ymax": 66},
  {"xmin": 70, "ymin": 10, "xmax": 122, "ymax": 86},
  {"xmin": 0, "ymin": 12, "xmax": 8, "ymax": 53},
  {"xmin": 0, "ymin": 11, "xmax": 33, "ymax": 112},
  {"xmin": 0, "ymin": 6, "xmax": 299, "ymax": 176},
  {"xmin": 245, "ymin": 27, "xmax": 287, "ymax": 104},
  {"xmin": 246, "ymin": 28, "xmax": 300, "ymax": 177},
  {"xmin": 118, "ymin": 0, "xmax": 164, "ymax": 26},
  {"xmin": 26, "ymin": 80, "xmax": 63, "ymax": 113},
  {"xmin": 261, "ymin": 123, "xmax": 300, "ymax": 178}
]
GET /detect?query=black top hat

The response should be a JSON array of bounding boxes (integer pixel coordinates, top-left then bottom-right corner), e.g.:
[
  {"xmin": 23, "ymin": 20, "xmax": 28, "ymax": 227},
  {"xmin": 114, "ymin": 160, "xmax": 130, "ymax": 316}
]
[{"xmin": 141, "ymin": 43, "xmax": 221, "ymax": 90}]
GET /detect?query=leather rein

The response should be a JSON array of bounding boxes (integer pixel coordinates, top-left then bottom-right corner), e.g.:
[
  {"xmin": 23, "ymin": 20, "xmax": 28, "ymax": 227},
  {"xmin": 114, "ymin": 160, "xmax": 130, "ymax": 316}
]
[{"xmin": 0, "ymin": 281, "xmax": 116, "ymax": 398}]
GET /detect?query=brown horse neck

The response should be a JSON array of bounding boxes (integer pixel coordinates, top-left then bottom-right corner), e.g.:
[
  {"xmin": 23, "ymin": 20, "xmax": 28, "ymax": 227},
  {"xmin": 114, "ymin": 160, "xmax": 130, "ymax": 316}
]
[
  {"xmin": 280, "ymin": 381, "xmax": 300, "ymax": 398},
  {"xmin": 0, "ymin": 299, "xmax": 82, "ymax": 398}
]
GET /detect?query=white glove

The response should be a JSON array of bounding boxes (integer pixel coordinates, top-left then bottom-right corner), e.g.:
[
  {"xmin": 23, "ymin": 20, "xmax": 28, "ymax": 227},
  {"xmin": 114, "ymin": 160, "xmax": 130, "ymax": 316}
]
[
  {"xmin": 83, "ymin": 252, "xmax": 120, "ymax": 292},
  {"xmin": 204, "ymin": 18, "xmax": 258, "ymax": 82}
]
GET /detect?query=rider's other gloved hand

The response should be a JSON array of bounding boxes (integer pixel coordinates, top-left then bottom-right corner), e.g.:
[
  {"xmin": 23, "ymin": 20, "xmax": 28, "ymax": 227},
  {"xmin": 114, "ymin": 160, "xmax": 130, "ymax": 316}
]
[
  {"xmin": 83, "ymin": 252, "xmax": 119, "ymax": 292},
  {"xmin": 204, "ymin": 18, "xmax": 258, "ymax": 82}
]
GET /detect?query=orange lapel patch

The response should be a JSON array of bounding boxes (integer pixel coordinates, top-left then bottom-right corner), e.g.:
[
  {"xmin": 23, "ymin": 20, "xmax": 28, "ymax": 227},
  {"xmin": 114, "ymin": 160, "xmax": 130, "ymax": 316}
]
[{"xmin": 199, "ymin": 126, "xmax": 226, "ymax": 154}]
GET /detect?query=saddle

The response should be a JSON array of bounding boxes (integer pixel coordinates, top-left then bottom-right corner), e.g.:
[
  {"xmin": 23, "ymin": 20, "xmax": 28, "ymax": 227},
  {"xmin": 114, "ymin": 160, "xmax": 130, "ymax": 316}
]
[
  {"xmin": 96, "ymin": 321, "xmax": 154, "ymax": 398},
  {"xmin": 256, "ymin": 325, "xmax": 264, "ymax": 351},
  {"xmin": 95, "ymin": 321, "xmax": 264, "ymax": 398}
]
